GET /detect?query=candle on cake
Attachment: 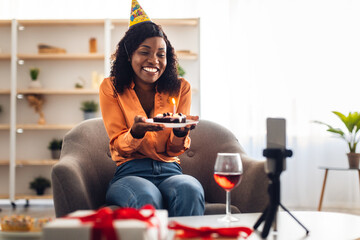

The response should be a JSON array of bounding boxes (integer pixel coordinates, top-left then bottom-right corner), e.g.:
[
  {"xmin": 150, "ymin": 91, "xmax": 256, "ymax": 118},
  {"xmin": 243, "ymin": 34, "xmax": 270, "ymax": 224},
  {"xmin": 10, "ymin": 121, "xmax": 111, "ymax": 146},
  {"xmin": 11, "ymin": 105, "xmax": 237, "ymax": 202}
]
[{"xmin": 172, "ymin": 98, "xmax": 176, "ymax": 115}]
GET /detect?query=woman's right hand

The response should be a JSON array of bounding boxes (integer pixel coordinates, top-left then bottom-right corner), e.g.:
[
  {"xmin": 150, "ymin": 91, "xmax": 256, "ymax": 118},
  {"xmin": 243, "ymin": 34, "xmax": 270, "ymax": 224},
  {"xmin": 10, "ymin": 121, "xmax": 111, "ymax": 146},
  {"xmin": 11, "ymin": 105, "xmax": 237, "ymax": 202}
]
[{"xmin": 130, "ymin": 115, "xmax": 164, "ymax": 139}]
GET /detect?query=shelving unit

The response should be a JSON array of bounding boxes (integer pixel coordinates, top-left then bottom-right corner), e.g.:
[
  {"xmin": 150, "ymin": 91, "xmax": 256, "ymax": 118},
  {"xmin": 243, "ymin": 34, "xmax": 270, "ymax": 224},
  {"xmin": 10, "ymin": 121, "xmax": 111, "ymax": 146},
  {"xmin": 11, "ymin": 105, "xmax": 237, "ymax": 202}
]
[
  {"xmin": 0, "ymin": 18, "xmax": 200, "ymax": 206},
  {"xmin": 0, "ymin": 19, "xmax": 12, "ymax": 206},
  {"xmin": 17, "ymin": 89, "xmax": 99, "ymax": 95},
  {"xmin": 17, "ymin": 53, "xmax": 105, "ymax": 60}
]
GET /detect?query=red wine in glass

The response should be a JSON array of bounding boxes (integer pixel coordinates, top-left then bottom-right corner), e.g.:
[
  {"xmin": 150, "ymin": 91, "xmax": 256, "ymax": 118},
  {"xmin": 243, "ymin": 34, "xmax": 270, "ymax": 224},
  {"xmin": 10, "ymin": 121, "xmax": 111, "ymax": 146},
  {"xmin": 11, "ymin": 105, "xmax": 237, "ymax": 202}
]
[
  {"xmin": 214, "ymin": 153, "xmax": 243, "ymax": 222},
  {"xmin": 214, "ymin": 172, "xmax": 242, "ymax": 191}
]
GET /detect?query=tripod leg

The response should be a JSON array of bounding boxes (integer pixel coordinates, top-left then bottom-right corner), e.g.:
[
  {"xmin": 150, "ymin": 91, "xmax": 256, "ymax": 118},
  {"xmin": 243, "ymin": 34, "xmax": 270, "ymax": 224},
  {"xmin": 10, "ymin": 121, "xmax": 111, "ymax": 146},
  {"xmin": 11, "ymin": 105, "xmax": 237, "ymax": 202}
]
[
  {"xmin": 279, "ymin": 203, "xmax": 309, "ymax": 235},
  {"xmin": 253, "ymin": 207, "xmax": 268, "ymax": 230},
  {"xmin": 261, "ymin": 203, "xmax": 277, "ymax": 239}
]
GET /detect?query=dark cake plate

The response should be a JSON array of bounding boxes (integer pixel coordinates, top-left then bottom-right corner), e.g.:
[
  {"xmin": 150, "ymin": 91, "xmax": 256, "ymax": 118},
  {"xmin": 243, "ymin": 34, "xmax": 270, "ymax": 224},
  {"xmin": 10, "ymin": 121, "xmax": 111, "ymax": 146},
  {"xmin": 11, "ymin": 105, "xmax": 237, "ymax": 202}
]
[{"xmin": 145, "ymin": 119, "xmax": 199, "ymax": 128}]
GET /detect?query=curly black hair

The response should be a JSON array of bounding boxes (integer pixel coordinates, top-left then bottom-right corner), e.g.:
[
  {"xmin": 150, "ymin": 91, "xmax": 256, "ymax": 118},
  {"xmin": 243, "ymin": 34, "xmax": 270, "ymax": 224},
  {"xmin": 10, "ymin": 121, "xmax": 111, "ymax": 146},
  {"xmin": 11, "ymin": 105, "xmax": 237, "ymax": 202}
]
[{"xmin": 110, "ymin": 21, "xmax": 180, "ymax": 96}]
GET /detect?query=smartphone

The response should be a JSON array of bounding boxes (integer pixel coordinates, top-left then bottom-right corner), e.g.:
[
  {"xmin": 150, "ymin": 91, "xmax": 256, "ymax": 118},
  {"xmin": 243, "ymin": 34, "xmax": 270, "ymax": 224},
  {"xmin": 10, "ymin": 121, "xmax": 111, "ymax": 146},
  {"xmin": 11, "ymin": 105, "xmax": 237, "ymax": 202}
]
[
  {"xmin": 265, "ymin": 118, "xmax": 286, "ymax": 173},
  {"xmin": 267, "ymin": 118, "xmax": 286, "ymax": 149}
]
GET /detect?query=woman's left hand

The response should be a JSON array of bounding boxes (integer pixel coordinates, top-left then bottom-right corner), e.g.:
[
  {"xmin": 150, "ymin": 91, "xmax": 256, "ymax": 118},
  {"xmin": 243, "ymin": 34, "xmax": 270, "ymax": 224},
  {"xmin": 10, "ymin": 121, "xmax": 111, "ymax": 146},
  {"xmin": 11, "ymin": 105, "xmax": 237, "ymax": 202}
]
[{"xmin": 173, "ymin": 115, "xmax": 199, "ymax": 137}]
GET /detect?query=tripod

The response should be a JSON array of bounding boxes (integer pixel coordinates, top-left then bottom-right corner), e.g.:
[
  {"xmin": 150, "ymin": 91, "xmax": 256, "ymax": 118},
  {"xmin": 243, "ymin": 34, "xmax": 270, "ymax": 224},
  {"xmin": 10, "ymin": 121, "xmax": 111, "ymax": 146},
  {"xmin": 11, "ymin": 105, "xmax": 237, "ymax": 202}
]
[{"xmin": 253, "ymin": 149, "xmax": 309, "ymax": 239}]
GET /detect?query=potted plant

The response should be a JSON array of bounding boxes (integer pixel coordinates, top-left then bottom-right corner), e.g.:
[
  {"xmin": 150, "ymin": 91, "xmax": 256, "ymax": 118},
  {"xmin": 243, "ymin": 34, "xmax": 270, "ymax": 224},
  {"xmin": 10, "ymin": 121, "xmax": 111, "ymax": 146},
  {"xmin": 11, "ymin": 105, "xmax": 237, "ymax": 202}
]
[
  {"xmin": 48, "ymin": 138, "xmax": 62, "ymax": 159},
  {"xmin": 177, "ymin": 63, "xmax": 186, "ymax": 77},
  {"xmin": 75, "ymin": 82, "xmax": 84, "ymax": 89},
  {"xmin": 29, "ymin": 67, "xmax": 42, "ymax": 88},
  {"xmin": 80, "ymin": 100, "xmax": 99, "ymax": 120},
  {"xmin": 29, "ymin": 176, "xmax": 51, "ymax": 195},
  {"xmin": 75, "ymin": 77, "xmax": 85, "ymax": 89},
  {"xmin": 314, "ymin": 111, "xmax": 360, "ymax": 169}
]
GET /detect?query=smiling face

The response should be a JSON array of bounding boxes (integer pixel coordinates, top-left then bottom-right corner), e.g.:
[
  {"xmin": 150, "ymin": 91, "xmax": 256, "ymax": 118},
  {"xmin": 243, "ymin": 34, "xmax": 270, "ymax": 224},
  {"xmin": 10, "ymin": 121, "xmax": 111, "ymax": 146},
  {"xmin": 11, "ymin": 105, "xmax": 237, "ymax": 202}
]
[{"xmin": 131, "ymin": 36, "xmax": 167, "ymax": 88}]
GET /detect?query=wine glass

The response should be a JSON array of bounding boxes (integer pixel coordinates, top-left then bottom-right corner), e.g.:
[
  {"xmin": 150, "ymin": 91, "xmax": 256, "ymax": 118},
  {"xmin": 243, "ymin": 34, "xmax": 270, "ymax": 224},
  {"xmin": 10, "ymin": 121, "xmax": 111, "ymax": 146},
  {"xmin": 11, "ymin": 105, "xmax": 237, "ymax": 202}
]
[{"xmin": 214, "ymin": 153, "xmax": 243, "ymax": 222}]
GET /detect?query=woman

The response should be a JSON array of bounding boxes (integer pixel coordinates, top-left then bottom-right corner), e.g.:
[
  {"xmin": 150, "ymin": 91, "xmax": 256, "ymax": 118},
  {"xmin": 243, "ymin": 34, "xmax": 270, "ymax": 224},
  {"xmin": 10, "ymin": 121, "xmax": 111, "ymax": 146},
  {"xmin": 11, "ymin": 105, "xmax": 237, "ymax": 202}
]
[{"xmin": 99, "ymin": 21, "xmax": 205, "ymax": 217}]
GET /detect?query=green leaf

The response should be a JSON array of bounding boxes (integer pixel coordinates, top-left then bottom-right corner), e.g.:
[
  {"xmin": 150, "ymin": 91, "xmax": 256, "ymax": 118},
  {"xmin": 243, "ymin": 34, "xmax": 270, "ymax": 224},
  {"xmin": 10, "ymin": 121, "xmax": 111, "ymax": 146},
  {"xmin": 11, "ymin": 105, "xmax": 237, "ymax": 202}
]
[
  {"xmin": 313, "ymin": 120, "xmax": 345, "ymax": 137},
  {"xmin": 80, "ymin": 100, "xmax": 99, "ymax": 112},
  {"xmin": 314, "ymin": 111, "xmax": 360, "ymax": 153},
  {"xmin": 29, "ymin": 68, "xmax": 40, "ymax": 80},
  {"xmin": 327, "ymin": 128, "xmax": 344, "ymax": 136},
  {"xmin": 312, "ymin": 120, "xmax": 332, "ymax": 129},
  {"xmin": 348, "ymin": 112, "xmax": 359, "ymax": 131},
  {"xmin": 332, "ymin": 111, "xmax": 354, "ymax": 133},
  {"xmin": 352, "ymin": 112, "xmax": 360, "ymax": 133}
]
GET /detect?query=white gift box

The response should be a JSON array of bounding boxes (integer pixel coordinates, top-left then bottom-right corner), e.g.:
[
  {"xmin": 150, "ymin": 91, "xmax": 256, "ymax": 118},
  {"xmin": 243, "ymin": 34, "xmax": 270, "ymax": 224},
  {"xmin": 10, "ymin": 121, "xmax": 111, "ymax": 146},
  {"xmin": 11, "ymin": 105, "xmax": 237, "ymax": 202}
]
[{"xmin": 43, "ymin": 209, "xmax": 168, "ymax": 240}]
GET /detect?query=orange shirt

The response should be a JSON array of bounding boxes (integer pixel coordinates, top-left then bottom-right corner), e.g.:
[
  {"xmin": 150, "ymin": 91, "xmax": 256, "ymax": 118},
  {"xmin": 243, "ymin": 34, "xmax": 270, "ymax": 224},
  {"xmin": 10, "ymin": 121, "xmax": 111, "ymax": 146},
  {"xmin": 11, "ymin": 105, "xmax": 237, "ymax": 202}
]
[{"xmin": 99, "ymin": 77, "xmax": 192, "ymax": 166}]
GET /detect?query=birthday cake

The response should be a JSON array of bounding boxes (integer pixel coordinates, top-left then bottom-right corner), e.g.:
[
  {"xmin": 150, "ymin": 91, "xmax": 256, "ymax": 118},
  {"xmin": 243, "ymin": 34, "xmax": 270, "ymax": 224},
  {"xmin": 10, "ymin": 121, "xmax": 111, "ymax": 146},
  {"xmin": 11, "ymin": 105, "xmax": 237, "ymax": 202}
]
[
  {"xmin": 153, "ymin": 112, "xmax": 186, "ymax": 123},
  {"xmin": 0, "ymin": 215, "xmax": 52, "ymax": 232},
  {"xmin": 1, "ymin": 215, "xmax": 33, "ymax": 232}
]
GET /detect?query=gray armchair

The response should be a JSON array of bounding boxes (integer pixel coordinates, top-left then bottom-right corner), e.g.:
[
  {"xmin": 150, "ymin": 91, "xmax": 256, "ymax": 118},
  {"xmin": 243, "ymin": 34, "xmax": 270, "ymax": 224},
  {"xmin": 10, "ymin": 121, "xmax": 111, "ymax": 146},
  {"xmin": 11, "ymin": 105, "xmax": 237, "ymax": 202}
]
[{"xmin": 52, "ymin": 118, "xmax": 269, "ymax": 217}]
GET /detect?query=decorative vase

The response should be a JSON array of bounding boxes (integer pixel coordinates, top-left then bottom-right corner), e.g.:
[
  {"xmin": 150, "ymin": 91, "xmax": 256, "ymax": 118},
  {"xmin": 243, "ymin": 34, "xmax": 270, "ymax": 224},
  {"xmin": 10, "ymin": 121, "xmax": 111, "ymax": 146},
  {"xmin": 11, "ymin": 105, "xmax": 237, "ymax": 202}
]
[
  {"xmin": 83, "ymin": 112, "xmax": 95, "ymax": 120},
  {"xmin": 36, "ymin": 188, "xmax": 45, "ymax": 196},
  {"xmin": 346, "ymin": 153, "xmax": 360, "ymax": 169},
  {"xmin": 51, "ymin": 150, "xmax": 61, "ymax": 159},
  {"xmin": 29, "ymin": 79, "xmax": 42, "ymax": 89}
]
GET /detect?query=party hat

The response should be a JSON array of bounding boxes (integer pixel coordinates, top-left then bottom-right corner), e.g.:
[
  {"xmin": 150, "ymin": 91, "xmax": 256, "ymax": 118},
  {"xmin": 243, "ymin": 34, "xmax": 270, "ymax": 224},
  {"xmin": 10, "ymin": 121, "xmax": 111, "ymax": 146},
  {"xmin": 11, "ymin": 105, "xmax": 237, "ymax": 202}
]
[{"xmin": 129, "ymin": 0, "xmax": 151, "ymax": 28}]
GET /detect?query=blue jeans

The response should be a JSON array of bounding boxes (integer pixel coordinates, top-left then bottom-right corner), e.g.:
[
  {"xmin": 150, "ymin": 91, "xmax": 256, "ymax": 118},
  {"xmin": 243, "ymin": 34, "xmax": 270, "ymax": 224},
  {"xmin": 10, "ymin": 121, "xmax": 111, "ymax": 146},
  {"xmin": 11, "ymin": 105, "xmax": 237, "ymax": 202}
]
[{"xmin": 106, "ymin": 158, "xmax": 205, "ymax": 217}]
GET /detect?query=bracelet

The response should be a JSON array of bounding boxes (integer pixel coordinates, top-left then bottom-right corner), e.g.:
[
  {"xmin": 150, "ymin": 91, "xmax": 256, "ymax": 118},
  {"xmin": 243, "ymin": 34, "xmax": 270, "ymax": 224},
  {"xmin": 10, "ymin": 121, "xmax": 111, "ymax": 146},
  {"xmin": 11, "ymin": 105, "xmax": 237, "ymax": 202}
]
[
  {"xmin": 173, "ymin": 129, "xmax": 189, "ymax": 137},
  {"xmin": 130, "ymin": 129, "xmax": 145, "ymax": 139}
]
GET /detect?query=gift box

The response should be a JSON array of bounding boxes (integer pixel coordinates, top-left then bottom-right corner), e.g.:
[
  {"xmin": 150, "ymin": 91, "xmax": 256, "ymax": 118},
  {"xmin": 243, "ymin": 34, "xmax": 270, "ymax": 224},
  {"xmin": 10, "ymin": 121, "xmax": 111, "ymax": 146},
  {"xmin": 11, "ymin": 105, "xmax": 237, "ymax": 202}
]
[{"xmin": 43, "ymin": 205, "xmax": 168, "ymax": 240}]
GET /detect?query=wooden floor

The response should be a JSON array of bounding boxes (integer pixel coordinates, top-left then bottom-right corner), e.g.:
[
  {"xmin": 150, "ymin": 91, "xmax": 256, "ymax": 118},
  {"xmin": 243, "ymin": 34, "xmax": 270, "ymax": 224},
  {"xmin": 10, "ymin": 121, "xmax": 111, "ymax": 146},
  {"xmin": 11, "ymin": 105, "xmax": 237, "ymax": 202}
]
[
  {"xmin": 0, "ymin": 200, "xmax": 56, "ymax": 219},
  {"xmin": 0, "ymin": 199, "xmax": 359, "ymax": 219}
]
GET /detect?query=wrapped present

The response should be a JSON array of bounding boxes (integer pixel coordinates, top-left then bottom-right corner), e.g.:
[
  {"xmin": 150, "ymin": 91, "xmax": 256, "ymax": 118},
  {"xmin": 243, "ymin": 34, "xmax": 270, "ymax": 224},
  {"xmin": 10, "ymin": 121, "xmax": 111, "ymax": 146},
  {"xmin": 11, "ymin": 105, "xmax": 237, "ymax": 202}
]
[
  {"xmin": 168, "ymin": 221, "xmax": 253, "ymax": 240},
  {"xmin": 43, "ymin": 205, "xmax": 168, "ymax": 240}
]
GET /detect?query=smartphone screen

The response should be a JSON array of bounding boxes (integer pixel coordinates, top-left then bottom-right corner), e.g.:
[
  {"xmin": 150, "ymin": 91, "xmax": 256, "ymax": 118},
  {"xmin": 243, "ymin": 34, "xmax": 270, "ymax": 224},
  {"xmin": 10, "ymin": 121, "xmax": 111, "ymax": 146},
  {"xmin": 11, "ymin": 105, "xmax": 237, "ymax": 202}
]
[
  {"xmin": 266, "ymin": 118, "xmax": 286, "ymax": 172},
  {"xmin": 267, "ymin": 118, "xmax": 286, "ymax": 149}
]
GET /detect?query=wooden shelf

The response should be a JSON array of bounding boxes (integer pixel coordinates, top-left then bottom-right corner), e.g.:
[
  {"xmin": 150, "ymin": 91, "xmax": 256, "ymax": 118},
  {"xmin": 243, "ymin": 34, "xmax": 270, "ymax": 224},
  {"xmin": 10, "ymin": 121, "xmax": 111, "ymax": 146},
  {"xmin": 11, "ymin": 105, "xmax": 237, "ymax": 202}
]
[
  {"xmin": 0, "ymin": 124, "xmax": 10, "ymax": 130},
  {"xmin": 0, "ymin": 160, "xmax": 9, "ymax": 165},
  {"xmin": 16, "ymin": 160, "xmax": 59, "ymax": 166},
  {"xmin": 0, "ymin": 89, "xmax": 11, "ymax": 94},
  {"xmin": 17, "ymin": 53, "xmax": 104, "ymax": 60},
  {"xmin": 0, "ymin": 194, "xmax": 53, "ymax": 200},
  {"xmin": 0, "ymin": 194, "xmax": 9, "ymax": 199},
  {"xmin": 0, "ymin": 20, "xmax": 11, "ymax": 26},
  {"xmin": 16, "ymin": 124, "xmax": 75, "ymax": 130},
  {"xmin": 0, "ymin": 160, "xmax": 58, "ymax": 166},
  {"xmin": 112, "ymin": 18, "xmax": 199, "ymax": 26},
  {"xmin": 176, "ymin": 51, "xmax": 198, "ymax": 60},
  {"xmin": 0, "ymin": 54, "xmax": 11, "ymax": 60},
  {"xmin": 18, "ymin": 19, "xmax": 105, "ymax": 26},
  {"xmin": 17, "ymin": 88, "xmax": 99, "ymax": 95},
  {"xmin": 16, "ymin": 52, "xmax": 195, "ymax": 60},
  {"xmin": 15, "ymin": 194, "xmax": 53, "ymax": 200}
]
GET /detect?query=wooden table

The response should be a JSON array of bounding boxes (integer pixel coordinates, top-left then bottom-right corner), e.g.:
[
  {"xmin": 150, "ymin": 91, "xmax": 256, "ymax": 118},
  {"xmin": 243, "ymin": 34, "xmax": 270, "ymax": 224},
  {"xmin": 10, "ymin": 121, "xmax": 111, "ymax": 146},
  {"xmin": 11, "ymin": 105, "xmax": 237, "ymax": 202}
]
[
  {"xmin": 169, "ymin": 211, "xmax": 360, "ymax": 239},
  {"xmin": 318, "ymin": 166, "xmax": 360, "ymax": 211}
]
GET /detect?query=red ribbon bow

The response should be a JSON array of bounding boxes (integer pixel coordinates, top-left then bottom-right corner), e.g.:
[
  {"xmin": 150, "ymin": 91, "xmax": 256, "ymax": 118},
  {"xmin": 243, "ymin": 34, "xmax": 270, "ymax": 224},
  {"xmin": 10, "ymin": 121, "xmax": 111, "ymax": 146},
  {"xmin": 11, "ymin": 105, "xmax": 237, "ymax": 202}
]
[
  {"xmin": 65, "ymin": 204, "xmax": 156, "ymax": 240},
  {"xmin": 168, "ymin": 221, "xmax": 253, "ymax": 240}
]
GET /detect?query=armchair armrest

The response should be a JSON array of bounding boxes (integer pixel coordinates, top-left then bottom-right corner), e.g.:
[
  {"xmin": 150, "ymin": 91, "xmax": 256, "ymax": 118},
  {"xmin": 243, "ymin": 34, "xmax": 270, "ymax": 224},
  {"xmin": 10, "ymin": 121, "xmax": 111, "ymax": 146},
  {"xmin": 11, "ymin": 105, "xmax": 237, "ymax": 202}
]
[
  {"xmin": 233, "ymin": 154, "xmax": 269, "ymax": 213},
  {"xmin": 51, "ymin": 118, "xmax": 115, "ymax": 218},
  {"xmin": 52, "ymin": 156, "xmax": 91, "ymax": 217}
]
